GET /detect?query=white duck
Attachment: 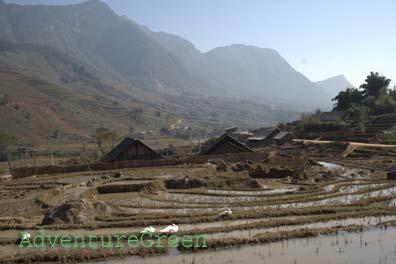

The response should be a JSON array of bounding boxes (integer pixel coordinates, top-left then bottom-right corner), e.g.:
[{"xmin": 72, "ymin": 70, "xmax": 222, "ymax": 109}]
[
  {"xmin": 20, "ymin": 232, "xmax": 31, "ymax": 240},
  {"xmin": 140, "ymin": 226, "xmax": 155, "ymax": 233},
  {"xmin": 160, "ymin": 224, "xmax": 179, "ymax": 233},
  {"xmin": 219, "ymin": 208, "xmax": 232, "ymax": 217}
]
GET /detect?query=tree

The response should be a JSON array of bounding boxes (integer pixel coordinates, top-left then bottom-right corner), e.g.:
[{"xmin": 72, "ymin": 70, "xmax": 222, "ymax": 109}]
[
  {"xmin": 0, "ymin": 134, "xmax": 16, "ymax": 161},
  {"xmin": 349, "ymin": 104, "xmax": 369, "ymax": 133},
  {"xmin": 332, "ymin": 88, "xmax": 363, "ymax": 111},
  {"xmin": 360, "ymin": 72, "xmax": 391, "ymax": 98},
  {"xmin": 96, "ymin": 130, "xmax": 119, "ymax": 155}
]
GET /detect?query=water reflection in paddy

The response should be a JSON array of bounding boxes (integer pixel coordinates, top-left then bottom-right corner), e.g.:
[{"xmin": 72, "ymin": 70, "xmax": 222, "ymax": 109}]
[{"xmin": 102, "ymin": 227, "xmax": 396, "ymax": 264}]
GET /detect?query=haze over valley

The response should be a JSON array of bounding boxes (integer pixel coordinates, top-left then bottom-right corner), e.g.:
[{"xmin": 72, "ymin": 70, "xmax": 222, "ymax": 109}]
[{"xmin": 0, "ymin": 0, "xmax": 352, "ymax": 143}]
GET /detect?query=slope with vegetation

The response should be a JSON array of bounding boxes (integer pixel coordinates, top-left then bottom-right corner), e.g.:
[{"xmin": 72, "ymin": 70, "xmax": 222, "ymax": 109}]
[
  {"xmin": 290, "ymin": 72, "xmax": 396, "ymax": 143},
  {"xmin": 0, "ymin": 0, "xmax": 307, "ymax": 150}
]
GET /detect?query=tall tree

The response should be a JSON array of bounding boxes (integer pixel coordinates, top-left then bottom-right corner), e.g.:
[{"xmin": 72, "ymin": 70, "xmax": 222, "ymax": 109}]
[
  {"xmin": 332, "ymin": 88, "xmax": 363, "ymax": 111},
  {"xmin": 360, "ymin": 72, "xmax": 391, "ymax": 98}
]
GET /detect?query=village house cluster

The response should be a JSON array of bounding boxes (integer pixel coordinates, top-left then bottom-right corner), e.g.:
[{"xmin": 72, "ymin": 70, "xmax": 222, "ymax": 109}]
[{"xmin": 100, "ymin": 126, "xmax": 294, "ymax": 163}]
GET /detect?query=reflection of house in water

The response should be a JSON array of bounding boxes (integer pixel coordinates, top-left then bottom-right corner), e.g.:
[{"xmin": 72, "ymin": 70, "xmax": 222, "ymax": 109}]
[
  {"xmin": 201, "ymin": 134, "xmax": 253, "ymax": 155},
  {"xmin": 247, "ymin": 127, "xmax": 281, "ymax": 148},
  {"xmin": 100, "ymin": 138, "xmax": 162, "ymax": 162}
]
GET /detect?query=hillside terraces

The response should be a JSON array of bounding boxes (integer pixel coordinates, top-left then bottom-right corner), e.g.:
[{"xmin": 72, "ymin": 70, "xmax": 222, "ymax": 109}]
[
  {"xmin": 367, "ymin": 114, "xmax": 396, "ymax": 131},
  {"xmin": 350, "ymin": 114, "xmax": 396, "ymax": 143}
]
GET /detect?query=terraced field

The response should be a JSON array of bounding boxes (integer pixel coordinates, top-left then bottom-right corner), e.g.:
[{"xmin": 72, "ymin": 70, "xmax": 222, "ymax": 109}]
[{"xmin": 1, "ymin": 150, "xmax": 396, "ymax": 263}]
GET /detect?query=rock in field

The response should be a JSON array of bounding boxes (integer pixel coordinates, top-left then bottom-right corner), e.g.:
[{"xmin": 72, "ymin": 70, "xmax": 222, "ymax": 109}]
[{"xmin": 41, "ymin": 199, "xmax": 94, "ymax": 225}]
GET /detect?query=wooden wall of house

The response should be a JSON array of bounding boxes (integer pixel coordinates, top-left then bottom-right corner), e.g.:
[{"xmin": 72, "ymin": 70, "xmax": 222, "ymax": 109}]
[
  {"xmin": 273, "ymin": 134, "xmax": 293, "ymax": 145},
  {"xmin": 117, "ymin": 142, "xmax": 160, "ymax": 161},
  {"xmin": 206, "ymin": 142, "xmax": 248, "ymax": 155}
]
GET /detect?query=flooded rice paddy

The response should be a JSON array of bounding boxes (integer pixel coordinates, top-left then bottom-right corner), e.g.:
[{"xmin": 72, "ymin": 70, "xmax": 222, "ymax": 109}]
[
  {"xmin": 101, "ymin": 227, "xmax": 396, "ymax": 264},
  {"xmin": 1, "ymin": 159, "xmax": 396, "ymax": 263}
]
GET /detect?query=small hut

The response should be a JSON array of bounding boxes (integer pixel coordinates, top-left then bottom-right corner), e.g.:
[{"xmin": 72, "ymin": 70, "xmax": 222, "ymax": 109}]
[
  {"xmin": 100, "ymin": 138, "xmax": 162, "ymax": 162},
  {"xmin": 272, "ymin": 132, "xmax": 293, "ymax": 145},
  {"xmin": 201, "ymin": 134, "xmax": 253, "ymax": 155},
  {"xmin": 247, "ymin": 128, "xmax": 281, "ymax": 147}
]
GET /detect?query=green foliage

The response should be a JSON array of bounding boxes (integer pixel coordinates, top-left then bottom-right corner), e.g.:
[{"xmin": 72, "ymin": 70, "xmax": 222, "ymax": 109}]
[
  {"xmin": 95, "ymin": 130, "xmax": 120, "ymax": 155},
  {"xmin": 332, "ymin": 72, "xmax": 395, "ymax": 115},
  {"xmin": 349, "ymin": 104, "xmax": 369, "ymax": 133},
  {"xmin": 360, "ymin": 72, "xmax": 391, "ymax": 97},
  {"xmin": 332, "ymin": 88, "xmax": 363, "ymax": 111}
]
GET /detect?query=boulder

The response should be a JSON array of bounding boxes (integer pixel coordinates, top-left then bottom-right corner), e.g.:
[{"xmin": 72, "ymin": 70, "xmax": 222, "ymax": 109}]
[{"xmin": 41, "ymin": 200, "xmax": 94, "ymax": 225}]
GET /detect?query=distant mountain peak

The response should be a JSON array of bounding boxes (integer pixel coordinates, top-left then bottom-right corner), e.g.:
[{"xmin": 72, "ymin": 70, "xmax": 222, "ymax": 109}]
[
  {"xmin": 316, "ymin": 74, "xmax": 355, "ymax": 98},
  {"xmin": 78, "ymin": 0, "xmax": 113, "ymax": 11}
]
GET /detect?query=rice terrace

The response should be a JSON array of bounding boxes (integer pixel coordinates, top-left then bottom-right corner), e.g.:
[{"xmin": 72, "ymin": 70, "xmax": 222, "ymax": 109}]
[
  {"xmin": 2, "ymin": 137, "xmax": 396, "ymax": 263},
  {"xmin": 1, "ymin": 0, "xmax": 396, "ymax": 263}
]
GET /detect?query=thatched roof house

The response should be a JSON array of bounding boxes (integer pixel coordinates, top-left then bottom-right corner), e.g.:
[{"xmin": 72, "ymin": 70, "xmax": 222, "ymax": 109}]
[
  {"xmin": 201, "ymin": 134, "xmax": 253, "ymax": 155},
  {"xmin": 100, "ymin": 138, "xmax": 162, "ymax": 162}
]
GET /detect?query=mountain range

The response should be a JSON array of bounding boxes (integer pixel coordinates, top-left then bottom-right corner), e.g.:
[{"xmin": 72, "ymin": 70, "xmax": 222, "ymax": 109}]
[{"xmin": 0, "ymin": 0, "xmax": 351, "ymax": 144}]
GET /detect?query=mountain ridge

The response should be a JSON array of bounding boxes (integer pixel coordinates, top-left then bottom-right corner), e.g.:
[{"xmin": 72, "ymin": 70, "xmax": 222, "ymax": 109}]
[
  {"xmin": 0, "ymin": 0, "xmax": 330, "ymax": 107},
  {"xmin": 316, "ymin": 74, "xmax": 355, "ymax": 99},
  {"xmin": 0, "ymin": 0, "xmax": 333, "ymax": 143}
]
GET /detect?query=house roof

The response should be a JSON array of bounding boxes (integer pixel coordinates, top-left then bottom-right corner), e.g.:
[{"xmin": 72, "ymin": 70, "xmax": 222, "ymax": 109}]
[
  {"xmin": 319, "ymin": 111, "xmax": 349, "ymax": 123},
  {"xmin": 273, "ymin": 131, "xmax": 290, "ymax": 140},
  {"xmin": 247, "ymin": 127, "xmax": 281, "ymax": 142},
  {"xmin": 201, "ymin": 134, "xmax": 253, "ymax": 155},
  {"xmin": 251, "ymin": 127, "xmax": 280, "ymax": 137},
  {"xmin": 100, "ymin": 137, "xmax": 161, "ymax": 162}
]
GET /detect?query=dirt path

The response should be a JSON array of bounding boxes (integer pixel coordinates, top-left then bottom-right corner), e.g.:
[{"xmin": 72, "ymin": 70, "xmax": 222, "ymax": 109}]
[{"xmin": 294, "ymin": 139, "xmax": 396, "ymax": 148}]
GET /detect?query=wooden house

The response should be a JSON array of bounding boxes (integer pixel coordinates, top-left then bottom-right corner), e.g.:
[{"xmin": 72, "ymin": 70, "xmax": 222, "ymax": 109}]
[
  {"xmin": 247, "ymin": 127, "xmax": 281, "ymax": 147},
  {"xmin": 100, "ymin": 138, "xmax": 162, "ymax": 162},
  {"xmin": 272, "ymin": 132, "xmax": 293, "ymax": 145},
  {"xmin": 201, "ymin": 134, "xmax": 253, "ymax": 155}
]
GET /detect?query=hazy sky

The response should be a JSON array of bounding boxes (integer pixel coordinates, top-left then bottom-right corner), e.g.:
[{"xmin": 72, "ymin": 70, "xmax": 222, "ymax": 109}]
[{"xmin": 5, "ymin": 0, "xmax": 396, "ymax": 87}]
